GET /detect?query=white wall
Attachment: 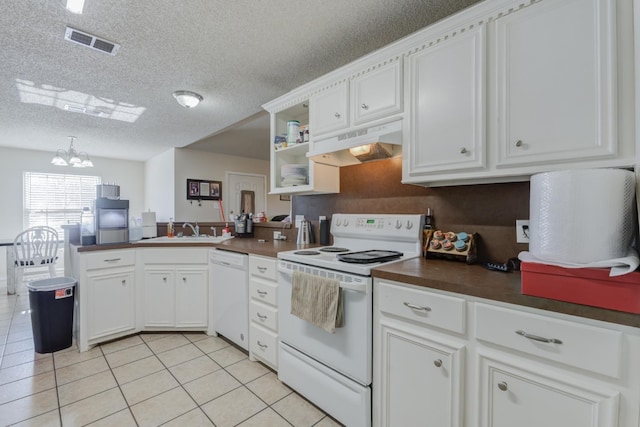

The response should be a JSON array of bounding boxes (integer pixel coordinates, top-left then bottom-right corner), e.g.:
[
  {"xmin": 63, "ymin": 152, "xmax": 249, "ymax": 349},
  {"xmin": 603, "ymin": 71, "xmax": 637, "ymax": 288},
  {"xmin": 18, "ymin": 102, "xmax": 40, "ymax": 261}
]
[
  {"xmin": 144, "ymin": 148, "xmax": 175, "ymax": 222},
  {"xmin": 172, "ymin": 148, "xmax": 290, "ymax": 222}
]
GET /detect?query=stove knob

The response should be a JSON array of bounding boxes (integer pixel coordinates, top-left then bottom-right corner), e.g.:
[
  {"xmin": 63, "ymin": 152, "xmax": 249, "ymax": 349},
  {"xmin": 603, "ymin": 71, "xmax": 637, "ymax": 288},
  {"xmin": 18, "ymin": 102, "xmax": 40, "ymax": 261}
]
[
  {"xmin": 336, "ymin": 218, "xmax": 342, "ymax": 226},
  {"xmin": 343, "ymin": 219, "xmax": 349, "ymax": 227},
  {"xmin": 406, "ymin": 220, "xmax": 414, "ymax": 230},
  {"xmin": 395, "ymin": 220, "xmax": 402, "ymax": 229}
]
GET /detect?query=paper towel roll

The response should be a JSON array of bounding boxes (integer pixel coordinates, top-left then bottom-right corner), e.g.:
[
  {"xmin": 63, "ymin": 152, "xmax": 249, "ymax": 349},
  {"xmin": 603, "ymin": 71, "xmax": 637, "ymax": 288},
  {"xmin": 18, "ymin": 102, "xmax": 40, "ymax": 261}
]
[
  {"xmin": 141, "ymin": 211, "xmax": 156, "ymax": 227},
  {"xmin": 529, "ymin": 168, "xmax": 636, "ymax": 264},
  {"xmin": 141, "ymin": 211, "xmax": 157, "ymax": 238}
]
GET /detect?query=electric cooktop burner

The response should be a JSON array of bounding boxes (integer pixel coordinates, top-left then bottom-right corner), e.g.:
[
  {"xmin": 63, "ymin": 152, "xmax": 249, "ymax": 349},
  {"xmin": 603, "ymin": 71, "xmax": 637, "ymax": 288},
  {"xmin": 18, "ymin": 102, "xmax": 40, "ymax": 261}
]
[
  {"xmin": 293, "ymin": 250, "xmax": 321, "ymax": 255},
  {"xmin": 319, "ymin": 247, "xmax": 350, "ymax": 253}
]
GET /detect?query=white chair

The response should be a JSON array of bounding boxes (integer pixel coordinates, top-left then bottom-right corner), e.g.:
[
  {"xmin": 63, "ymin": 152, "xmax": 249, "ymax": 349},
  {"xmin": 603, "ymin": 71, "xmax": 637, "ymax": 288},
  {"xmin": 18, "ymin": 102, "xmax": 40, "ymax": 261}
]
[{"xmin": 13, "ymin": 226, "xmax": 59, "ymax": 295}]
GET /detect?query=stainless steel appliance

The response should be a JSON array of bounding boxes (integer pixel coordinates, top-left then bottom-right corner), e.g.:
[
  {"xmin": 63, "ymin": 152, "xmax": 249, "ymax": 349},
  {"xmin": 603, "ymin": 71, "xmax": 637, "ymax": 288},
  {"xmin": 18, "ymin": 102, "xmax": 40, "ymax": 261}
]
[
  {"xmin": 95, "ymin": 198, "xmax": 129, "ymax": 245},
  {"xmin": 277, "ymin": 213, "xmax": 424, "ymax": 427},
  {"xmin": 96, "ymin": 183, "xmax": 120, "ymax": 200}
]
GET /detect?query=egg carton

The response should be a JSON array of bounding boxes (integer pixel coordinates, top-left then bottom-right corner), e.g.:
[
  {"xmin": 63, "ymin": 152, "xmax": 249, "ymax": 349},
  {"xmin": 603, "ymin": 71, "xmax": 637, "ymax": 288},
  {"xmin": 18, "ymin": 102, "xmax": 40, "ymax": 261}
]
[{"xmin": 423, "ymin": 230, "xmax": 477, "ymax": 264}]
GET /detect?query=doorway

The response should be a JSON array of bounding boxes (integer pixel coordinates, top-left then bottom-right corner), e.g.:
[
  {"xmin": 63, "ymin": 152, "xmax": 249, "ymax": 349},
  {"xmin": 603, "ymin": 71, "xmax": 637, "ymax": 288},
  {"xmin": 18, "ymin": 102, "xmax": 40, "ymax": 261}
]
[{"xmin": 226, "ymin": 172, "xmax": 267, "ymax": 218}]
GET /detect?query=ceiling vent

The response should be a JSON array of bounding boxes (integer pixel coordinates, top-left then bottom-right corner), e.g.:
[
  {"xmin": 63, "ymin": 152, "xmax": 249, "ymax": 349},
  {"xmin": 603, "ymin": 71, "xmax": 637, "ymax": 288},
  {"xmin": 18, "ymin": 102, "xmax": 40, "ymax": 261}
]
[{"xmin": 64, "ymin": 27, "xmax": 120, "ymax": 55}]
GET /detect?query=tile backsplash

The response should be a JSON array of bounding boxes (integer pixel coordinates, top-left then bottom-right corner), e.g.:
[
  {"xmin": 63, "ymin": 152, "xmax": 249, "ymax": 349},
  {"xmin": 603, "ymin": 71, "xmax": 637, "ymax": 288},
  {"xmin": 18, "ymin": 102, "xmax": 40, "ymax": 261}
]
[{"xmin": 292, "ymin": 157, "xmax": 530, "ymax": 262}]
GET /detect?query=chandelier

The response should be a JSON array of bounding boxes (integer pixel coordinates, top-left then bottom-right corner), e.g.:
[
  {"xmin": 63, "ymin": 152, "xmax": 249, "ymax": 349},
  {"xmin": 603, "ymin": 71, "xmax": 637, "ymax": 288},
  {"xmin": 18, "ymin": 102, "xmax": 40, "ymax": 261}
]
[{"xmin": 51, "ymin": 136, "xmax": 94, "ymax": 168}]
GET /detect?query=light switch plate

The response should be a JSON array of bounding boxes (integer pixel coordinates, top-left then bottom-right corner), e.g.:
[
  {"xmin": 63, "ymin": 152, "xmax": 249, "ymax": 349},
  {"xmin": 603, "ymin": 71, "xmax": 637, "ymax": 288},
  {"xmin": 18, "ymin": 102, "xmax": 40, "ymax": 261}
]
[{"xmin": 516, "ymin": 220, "xmax": 530, "ymax": 243}]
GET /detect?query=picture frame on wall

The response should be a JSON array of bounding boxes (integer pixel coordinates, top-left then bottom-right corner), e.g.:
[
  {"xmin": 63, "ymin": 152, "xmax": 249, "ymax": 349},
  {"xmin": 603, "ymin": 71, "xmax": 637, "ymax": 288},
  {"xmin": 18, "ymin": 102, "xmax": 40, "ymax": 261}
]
[{"xmin": 187, "ymin": 179, "xmax": 222, "ymax": 200}]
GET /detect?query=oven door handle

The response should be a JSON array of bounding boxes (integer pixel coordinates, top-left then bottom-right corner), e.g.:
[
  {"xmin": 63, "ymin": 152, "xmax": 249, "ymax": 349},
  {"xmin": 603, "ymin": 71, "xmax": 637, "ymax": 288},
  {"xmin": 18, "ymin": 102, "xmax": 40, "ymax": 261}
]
[
  {"xmin": 279, "ymin": 269, "xmax": 371, "ymax": 294},
  {"xmin": 339, "ymin": 281, "xmax": 370, "ymax": 293}
]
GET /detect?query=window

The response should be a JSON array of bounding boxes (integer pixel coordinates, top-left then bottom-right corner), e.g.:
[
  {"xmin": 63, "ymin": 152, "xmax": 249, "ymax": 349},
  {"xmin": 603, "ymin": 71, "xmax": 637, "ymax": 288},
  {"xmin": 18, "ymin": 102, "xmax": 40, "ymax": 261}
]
[{"xmin": 23, "ymin": 172, "xmax": 101, "ymax": 237}]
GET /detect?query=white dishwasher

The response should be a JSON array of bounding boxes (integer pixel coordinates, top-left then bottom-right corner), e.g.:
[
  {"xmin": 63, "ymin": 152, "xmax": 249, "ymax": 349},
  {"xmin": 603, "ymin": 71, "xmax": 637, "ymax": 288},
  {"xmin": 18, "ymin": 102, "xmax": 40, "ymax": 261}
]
[{"xmin": 210, "ymin": 249, "xmax": 249, "ymax": 350}]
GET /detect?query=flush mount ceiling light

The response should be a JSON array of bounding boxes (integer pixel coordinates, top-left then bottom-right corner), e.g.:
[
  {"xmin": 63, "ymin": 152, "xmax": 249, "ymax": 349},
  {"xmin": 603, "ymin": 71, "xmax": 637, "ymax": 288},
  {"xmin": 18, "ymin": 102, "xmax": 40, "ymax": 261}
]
[
  {"xmin": 51, "ymin": 136, "xmax": 94, "ymax": 168},
  {"xmin": 173, "ymin": 90, "xmax": 203, "ymax": 108},
  {"xmin": 65, "ymin": 0, "xmax": 85, "ymax": 14}
]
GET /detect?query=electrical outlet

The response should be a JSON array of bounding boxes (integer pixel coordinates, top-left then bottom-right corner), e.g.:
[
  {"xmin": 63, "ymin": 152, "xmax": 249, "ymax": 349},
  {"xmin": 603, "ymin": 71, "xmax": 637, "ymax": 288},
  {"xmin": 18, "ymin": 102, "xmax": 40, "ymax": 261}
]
[{"xmin": 516, "ymin": 220, "xmax": 530, "ymax": 243}]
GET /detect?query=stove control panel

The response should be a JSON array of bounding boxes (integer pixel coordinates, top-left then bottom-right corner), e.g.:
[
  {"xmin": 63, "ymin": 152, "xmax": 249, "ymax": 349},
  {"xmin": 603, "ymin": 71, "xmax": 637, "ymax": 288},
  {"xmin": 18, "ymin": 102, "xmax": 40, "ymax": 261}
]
[{"xmin": 331, "ymin": 214, "xmax": 424, "ymax": 238}]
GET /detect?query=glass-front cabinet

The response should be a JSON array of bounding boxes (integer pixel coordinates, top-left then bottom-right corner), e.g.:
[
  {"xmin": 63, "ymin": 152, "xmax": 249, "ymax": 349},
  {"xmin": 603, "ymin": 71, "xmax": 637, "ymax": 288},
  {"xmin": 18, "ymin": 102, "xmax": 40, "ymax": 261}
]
[{"xmin": 266, "ymin": 99, "xmax": 339, "ymax": 195}]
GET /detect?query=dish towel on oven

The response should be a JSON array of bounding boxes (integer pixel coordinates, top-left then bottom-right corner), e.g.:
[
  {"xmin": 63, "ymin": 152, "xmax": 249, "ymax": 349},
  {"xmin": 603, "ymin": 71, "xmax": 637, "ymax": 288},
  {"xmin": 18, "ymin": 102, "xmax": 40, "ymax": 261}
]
[{"xmin": 291, "ymin": 270, "xmax": 344, "ymax": 333}]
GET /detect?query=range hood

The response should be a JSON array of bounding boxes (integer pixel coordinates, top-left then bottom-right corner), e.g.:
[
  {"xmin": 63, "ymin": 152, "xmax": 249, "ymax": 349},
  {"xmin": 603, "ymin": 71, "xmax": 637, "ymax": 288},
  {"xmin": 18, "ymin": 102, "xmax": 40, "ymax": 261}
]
[{"xmin": 308, "ymin": 120, "xmax": 402, "ymax": 167}]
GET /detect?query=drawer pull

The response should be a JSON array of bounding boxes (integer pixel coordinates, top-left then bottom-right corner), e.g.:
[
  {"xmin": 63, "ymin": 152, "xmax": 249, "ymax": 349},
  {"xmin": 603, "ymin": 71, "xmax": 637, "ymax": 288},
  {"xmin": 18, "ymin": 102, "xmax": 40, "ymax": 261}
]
[
  {"xmin": 104, "ymin": 258, "xmax": 121, "ymax": 263},
  {"xmin": 434, "ymin": 359, "xmax": 442, "ymax": 368},
  {"xmin": 257, "ymin": 312, "xmax": 267, "ymax": 320},
  {"xmin": 497, "ymin": 381, "xmax": 508, "ymax": 392},
  {"xmin": 121, "ymin": 280, "xmax": 126, "ymax": 285},
  {"xmin": 403, "ymin": 302, "xmax": 431, "ymax": 312},
  {"xmin": 516, "ymin": 330, "xmax": 563, "ymax": 344},
  {"xmin": 515, "ymin": 139, "xmax": 523, "ymax": 147},
  {"xmin": 361, "ymin": 103, "xmax": 369, "ymax": 110},
  {"xmin": 334, "ymin": 112, "xmax": 341, "ymax": 119},
  {"xmin": 257, "ymin": 290, "xmax": 268, "ymax": 296},
  {"xmin": 257, "ymin": 266, "xmax": 267, "ymax": 273},
  {"xmin": 257, "ymin": 340, "xmax": 268, "ymax": 349}
]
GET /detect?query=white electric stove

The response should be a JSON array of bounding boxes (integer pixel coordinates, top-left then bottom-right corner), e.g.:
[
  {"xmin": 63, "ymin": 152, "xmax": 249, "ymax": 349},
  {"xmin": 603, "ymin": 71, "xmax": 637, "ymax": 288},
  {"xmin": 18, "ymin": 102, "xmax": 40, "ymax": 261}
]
[
  {"xmin": 278, "ymin": 213, "xmax": 424, "ymax": 275},
  {"xmin": 277, "ymin": 213, "xmax": 424, "ymax": 427}
]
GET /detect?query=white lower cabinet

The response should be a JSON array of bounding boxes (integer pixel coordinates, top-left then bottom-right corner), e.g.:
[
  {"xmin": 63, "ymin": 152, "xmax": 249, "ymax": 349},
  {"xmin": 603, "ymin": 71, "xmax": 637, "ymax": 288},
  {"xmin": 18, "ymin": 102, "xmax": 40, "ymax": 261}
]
[
  {"xmin": 479, "ymin": 354, "xmax": 619, "ymax": 427},
  {"xmin": 73, "ymin": 249, "xmax": 137, "ymax": 352},
  {"xmin": 374, "ymin": 280, "xmax": 466, "ymax": 427},
  {"xmin": 141, "ymin": 248, "xmax": 208, "ymax": 330},
  {"xmin": 248, "ymin": 255, "xmax": 279, "ymax": 370},
  {"xmin": 87, "ymin": 268, "xmax": 135, "ymax": 340},
  {"xmin": 376, "ymin": 319, "xmax": 465, "ymax": 427},
  {"xmin": 373, "ymin": 279, "xmax": 640, "ymax": 427}
]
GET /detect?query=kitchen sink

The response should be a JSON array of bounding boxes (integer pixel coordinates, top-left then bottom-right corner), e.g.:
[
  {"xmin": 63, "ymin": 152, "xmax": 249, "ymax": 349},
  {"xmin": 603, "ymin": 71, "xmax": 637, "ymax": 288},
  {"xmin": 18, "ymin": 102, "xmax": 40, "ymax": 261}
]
[{"xmin": 133, "ymin": 235, "xmax": 234, "ymax": 244}]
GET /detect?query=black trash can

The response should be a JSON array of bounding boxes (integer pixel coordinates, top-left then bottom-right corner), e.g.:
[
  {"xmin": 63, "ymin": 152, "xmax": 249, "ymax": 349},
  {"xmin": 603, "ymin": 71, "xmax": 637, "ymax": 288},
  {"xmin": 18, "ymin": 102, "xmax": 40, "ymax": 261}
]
[{"xmin": 27, "ymin": 277, "xmax": 76, "ymax": 353}]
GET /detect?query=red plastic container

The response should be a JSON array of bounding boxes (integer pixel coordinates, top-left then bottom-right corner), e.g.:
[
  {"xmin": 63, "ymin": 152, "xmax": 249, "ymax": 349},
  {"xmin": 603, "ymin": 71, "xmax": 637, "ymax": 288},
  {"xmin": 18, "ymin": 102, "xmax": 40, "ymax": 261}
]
[{"xmin": 521, "ymin": 262, "xmax": 640, "ymax": 314}]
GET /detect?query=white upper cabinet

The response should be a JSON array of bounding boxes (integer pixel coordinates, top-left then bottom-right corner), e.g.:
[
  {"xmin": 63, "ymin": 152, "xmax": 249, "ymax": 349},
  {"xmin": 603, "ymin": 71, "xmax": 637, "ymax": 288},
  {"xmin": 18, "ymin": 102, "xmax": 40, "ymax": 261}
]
[
  {"xmin": 494, "ymin": 0, "xmax": 617, "ymax": 167},
  {"xmin": 352, "ymin": 61, "xmax": 403, "ymax": 126},
  {"xmin": 404, "ymin": 25, "xmax": 486, "ymax": 178},
  {"xmin": 401, "ymin": 0, "xmax": 633, "ymax": 186},
  {"xmin": 310, "ymin": 82, "xmax": 350, "ymax": 136}
]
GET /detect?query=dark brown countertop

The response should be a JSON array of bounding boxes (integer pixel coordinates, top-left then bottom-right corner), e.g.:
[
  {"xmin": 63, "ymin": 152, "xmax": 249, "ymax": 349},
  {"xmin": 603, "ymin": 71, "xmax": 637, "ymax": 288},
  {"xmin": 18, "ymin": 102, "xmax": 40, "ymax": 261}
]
[
  {"xmin": 372, "ymin": 257, "xmax": 640, "ymax": 329},
  {"xmin": 75, "ymin": 240, "xmax": 640, "ymax": 329},
  {"xmin": 75, "ymin": 238, "xmax": 318, "ymax": 258}
]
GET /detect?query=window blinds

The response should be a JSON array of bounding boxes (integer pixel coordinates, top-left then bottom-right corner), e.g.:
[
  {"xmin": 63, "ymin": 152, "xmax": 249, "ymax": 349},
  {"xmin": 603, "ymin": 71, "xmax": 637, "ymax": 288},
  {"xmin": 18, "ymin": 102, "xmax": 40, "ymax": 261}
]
[{"xmin": 23, "ymin": 172, "xmax": 101, "ymax": 237}]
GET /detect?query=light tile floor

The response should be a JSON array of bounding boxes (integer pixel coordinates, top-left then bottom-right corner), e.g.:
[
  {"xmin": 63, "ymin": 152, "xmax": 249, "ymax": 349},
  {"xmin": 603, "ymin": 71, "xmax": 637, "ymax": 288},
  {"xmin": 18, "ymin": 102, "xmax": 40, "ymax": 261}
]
[{"xmin": 0, "ymin": 289, "xmax": 343, "ymax": 426}]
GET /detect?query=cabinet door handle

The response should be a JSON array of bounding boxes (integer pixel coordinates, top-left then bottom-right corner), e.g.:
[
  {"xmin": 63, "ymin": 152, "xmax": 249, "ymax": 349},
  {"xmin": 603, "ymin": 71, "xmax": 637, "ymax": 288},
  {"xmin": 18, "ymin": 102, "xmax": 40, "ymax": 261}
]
[
  {"xmin": 334, "ymin": 112, "xmax": 341, "ymax": 119},
  {"xmin": 361, "ymin": 103, "xmax": 369, "ymax": 110},
  {"xmin": 514, "ymin": 139, "xmax": 523, "ymax": 147},
  {"xmin": 403, "ymin": 302, "xmax": 431, "ymax": 312},
  {"xmin": 257, "ymin": 313, "xmax": 267, "ymax": 320},
  {"xmin": 434, "ymin": 359, "xmax": 442, "ymax": 368},
  {"xmin": 515, "ymin": 330, "xmax": 563, "ymax": 344},
  {"xmin": 163, "ymin": 277, "xmax": 167, "ymax": 282},
  {"xmin": 459, "ymin": 147, "xmax": 468, "ymax": 154},
  {"xmin": 257, "ymin": 340, "xmax": 268, "ymax": 349},
  {"xmin": 104, "ymin": 258, "xmax": 121, "ymax": 263},
  {"xmin": 257, "ymin": 290, "xmax": 268, "ymax": 296},
  {"xmin": 257, "ymin": 266, "xmax": 267, "ymax": 273},
  {"xmin": 182, "ymin": 277, "xmax": 187, "ymax": 282},
  {"xmin": 497, "ymin": 381, "xmax": 508, "ymax": 392},
  {"xmin": 121, "ymin": 279, "xmax": 126, "ymax": 285}
]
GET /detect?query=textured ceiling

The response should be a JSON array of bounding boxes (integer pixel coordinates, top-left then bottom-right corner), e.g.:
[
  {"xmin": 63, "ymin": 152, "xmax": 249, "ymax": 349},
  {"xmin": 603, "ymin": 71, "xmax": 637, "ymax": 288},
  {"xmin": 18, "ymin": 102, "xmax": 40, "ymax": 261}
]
[{"xmin": 0, "ymin": 0, "xmax": 481, "ymax": 162}]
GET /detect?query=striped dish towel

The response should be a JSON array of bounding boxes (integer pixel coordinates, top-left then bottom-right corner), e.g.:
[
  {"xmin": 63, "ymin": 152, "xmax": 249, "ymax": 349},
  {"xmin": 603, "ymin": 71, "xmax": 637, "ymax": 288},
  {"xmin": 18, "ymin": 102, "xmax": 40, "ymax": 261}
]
[{"xmin": 291, "ymin": 271, "xmax": 344, "ymax": 333}]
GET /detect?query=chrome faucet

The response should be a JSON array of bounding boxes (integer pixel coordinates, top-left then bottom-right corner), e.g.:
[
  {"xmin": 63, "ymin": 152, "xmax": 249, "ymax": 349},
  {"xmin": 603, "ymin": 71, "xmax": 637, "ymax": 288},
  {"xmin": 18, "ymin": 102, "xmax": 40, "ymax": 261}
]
[
  {"xmin": 210, "ymin": 226, "xmax": 217, "ymax": 237},
  {"xmin": 183, "ymin": 222, "xmax": 199, "ymax": 237}
]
